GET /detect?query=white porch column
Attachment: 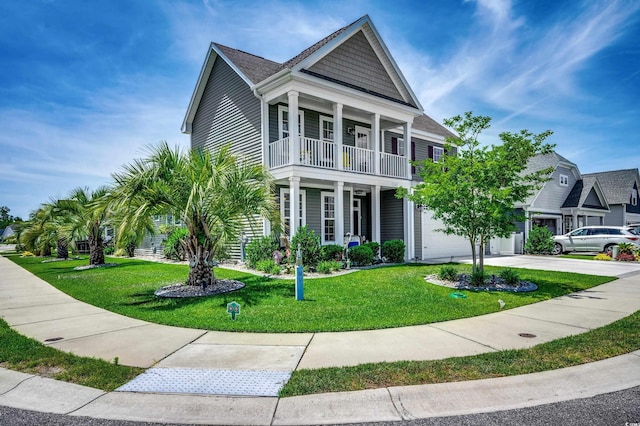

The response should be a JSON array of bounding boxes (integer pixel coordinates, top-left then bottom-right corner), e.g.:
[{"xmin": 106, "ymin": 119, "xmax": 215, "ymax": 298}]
[
  {"xmin": 372, "ymin": 113, "xmax": 380, "ymax": 175},
  {"xmin": 403, "ymin": 184, "xmax": 415, "ymax": 260},
  {"xmin": 372, "ymin": 185, "xmax": 381, "ymax": 243},
  {"xmin": 289, "ymin": 176, "xmax": 300, "ymax": 239},
  {"xmin": 261, "ymin": 97, "xmax": 269, "ymax": 168},
  {"xmin": 333, "ymin": 103, "xmax": 343, "ymax": 171},
  {"xmin": 404, "ymin": 121, "xmax": 412, "ymax": 179},
  {"xmin": 288, "ymin": 91, "xmax": 299, "ymax": 165},
  {"xmin": 335, "ymin": 181, "xmax": 345, "ymax": 245}
]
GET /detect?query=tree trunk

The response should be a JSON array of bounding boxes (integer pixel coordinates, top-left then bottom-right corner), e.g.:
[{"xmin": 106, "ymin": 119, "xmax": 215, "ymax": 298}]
[
  {"xmin": 41, "ymin": 245, "xmax": 52, "ymax": 257},
  {"xmin": 89, "ymin": 234, "xmax": 105, "ymax": 265},
  {"xmin": 479, "ymin": 237, "xmax": 485, "ymax": 273},
  {"xmin": 469, "ymin": 239, "xmax": 477, "ymax": 273},
  {"xmin": 57, "ymin": 238, "xmax": 68, "ymax": 259},
  {"xmin": 126, "ymin": 241, "xmax": 136, "ymax": 257},
  {"xmin": 185, "ymin": 245, "xmax": 216, "ymax": 289}
]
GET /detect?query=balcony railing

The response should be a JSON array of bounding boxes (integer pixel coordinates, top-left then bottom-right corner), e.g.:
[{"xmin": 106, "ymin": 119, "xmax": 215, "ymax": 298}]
[{"xmin": 268, "ymin": 137, "xmax": 407, "ymax": 178}]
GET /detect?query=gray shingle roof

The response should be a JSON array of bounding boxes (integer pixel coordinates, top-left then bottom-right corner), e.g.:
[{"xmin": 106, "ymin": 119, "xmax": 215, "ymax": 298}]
[
  {"xmin": 413, "ymin": 114, "xmax": 455, "ymax": 139},
  {"xmin": 561, "ymin": 175, "xmax": 604, "ymax": 209},
  {"xmin": 523, "ymin": 151, "xmax": 578, "ymax": 176},
  {"xmin": 582, "ymin": 169, "xmax": 640, "ymax": 205},
  {"xmin": 214, "ymin": 43, "xmax": 281, "ymax": 85}
]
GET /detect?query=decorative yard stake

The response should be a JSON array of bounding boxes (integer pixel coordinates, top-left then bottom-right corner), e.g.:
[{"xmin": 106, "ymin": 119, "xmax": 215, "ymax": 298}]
[
  {"xmin": 295, "ymin": 244, "xmax": 304, "ymax": 301},
  {"xmin": 226, "ymin": 301, "xmax": 241, "ymax": 320}
]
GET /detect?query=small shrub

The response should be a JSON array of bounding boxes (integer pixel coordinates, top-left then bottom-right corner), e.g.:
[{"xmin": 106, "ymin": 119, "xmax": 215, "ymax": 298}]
[
  {"xmin": 362, "ymin": 241, "xmax": 380, "ymax": 258},
  {"xmin": 291, "ymin": 226, "xmax": 321, "ymax": 267},
  {"xmin": 439, "ymin": 265, "xmax": 458, "ymax": 282},
  {"xmin": 499, "ymin": 268, "xmax": 520, "ymax": 286},
  {"xmin": 381, "ymin": 240, "xmax": 405, "ymax": 263},
  {"xmin": 164, "ymin": 227, "xmax": 189, "ymax": 261},
  {"xmin": 15, "ymin": 243, "xmax": 26, "ymax": 252},
  {"xmin": 615, "ymin": 252, "xmax": 636, "ymax": 262},
  {"xmin": 113, "ymin": 248, "xmax": 126, "ymax": 257},
  {"xmin": 245, "ymin": 235, "xmax": 279, "ymax": 269},
  {"xmin": 593, "ymin": 253, "xmax": 612, "ymax": 261},
  {"xmin": 103, "ymin": 245, "xmax": 115, "ymax": 255},
  {"xmin": 256, "ymin": 259, "xmax": 281, "ymax": 275},
  {"xmin": 348, "ymin": 245, "xmax": 374, "ymax": 266},
  {"xmin": 616, "ymin": 243, "xmax": 636, "ymax": 255},
  {"xmin": 316, "ymin": 260, "xmax": 342, "ymax": 274},
  {"xmin": 21, "ymin": 251, "xmax": 35, "ymax": 257},
  {"xmin": 524, "ymin": 225, "xmax": 555, "ymax": 254},
  {"xmin": 470, "ymin": 270, "xmax": 487, "ymax": 287},
  {"xmin": 321, "ymin": 244, "xmax": 344, "ymax": 262}
]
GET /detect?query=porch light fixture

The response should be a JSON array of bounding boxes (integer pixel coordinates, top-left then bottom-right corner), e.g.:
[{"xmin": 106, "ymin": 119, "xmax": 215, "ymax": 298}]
[{"xmin": 347, "ymin": 127, "xmax": 355, "ymax": 135}]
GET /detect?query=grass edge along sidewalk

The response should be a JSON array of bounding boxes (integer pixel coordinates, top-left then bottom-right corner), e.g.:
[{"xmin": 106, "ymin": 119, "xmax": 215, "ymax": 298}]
[
  {"xmin": 281, "ymin": 310, "xmax": 640, "ymax": 397},
  {"xmin": 4, "ymin": 254, "xmax": 615, "ymax": 333}
]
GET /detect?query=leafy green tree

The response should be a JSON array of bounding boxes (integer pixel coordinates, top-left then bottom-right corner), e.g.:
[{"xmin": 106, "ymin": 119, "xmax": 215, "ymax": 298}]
[
  {"xmin": 21, "ymin": 201, "xmax": 71, "ymax": 258},
  {"xmin": 108, "ymin": 142, "xmax": 279, "ymax": 289},
  {"xmin": 0, "ymin": 206, "xmax": 21, "ymax": 228},
  {"xmin": 398, "ymin": 112, "xmax": 554, "ymax": 273}
]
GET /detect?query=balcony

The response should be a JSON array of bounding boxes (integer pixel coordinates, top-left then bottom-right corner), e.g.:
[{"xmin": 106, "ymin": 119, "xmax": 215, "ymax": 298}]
[{"xmin": 269, "ymin": 137, "xmax": 407, "ymax": 178}]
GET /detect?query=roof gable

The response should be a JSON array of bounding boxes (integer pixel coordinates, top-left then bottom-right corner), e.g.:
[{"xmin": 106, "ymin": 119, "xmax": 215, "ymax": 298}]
[
  {"xmin": 562, "ymin": 176, "xmax": 609, "ymax": 210},
  {"xmin": 582, "ymin": 169, "xmax": 640, "ymax": 205},
  {"xmin": 290, "ymin": 16, "xmax": 421, "ymax": 109}
]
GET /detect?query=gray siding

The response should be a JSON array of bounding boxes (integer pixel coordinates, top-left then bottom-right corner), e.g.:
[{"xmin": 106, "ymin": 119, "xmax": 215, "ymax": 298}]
[
  {"xmin": 584, "ymin": 188, "xmax": 604, "ymax": 208},
  {"xmin": 384, "ymin": 131, "xmax": 444, "ymax": 181},
  {"xmin": 343, "ymin": 191, "xmax": 351, "ymax": 234},
  {"xmin": 532, "ymin": 166, "xmax": 577, "ymax": 211},
  {"xmin": 380, "ymin": 190, "xmax": 404, "ymax": 242},
  {"xmin": 603, "ymin": 205, "xmax": 625, "ymax": 226},
  {"xmin": 305, "ymin": 188, "xmax": 322, "ymax": 237},
  {"xmin": 307, "ymin": 30, "xmax": 403, "ymax": 102},
  {"xmin": 191, "ymin": 57, "xmax": 261, "ymax": 163}
]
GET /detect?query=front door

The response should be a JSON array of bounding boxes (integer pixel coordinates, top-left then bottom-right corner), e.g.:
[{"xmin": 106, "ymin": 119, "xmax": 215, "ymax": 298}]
[{"xmin": 353, "ymin": 198, "xmax": 361, "ymax": 236}]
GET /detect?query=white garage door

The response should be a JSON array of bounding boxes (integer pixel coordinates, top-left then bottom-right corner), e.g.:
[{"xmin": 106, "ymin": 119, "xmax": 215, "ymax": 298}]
[{"xmin": 421, "ymin": 211, "xmax": 472, "ymax": 259}]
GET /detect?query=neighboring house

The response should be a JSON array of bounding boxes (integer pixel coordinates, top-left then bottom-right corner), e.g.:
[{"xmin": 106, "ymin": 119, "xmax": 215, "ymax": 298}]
[
  {"xmin": 182, "ymin": 15, "xmax": 469, "ymax": 260},
  {"xmin": 581, "ymin": 169, "xmax": 640, "ymax": 227},
  {"xmin": 136, "ymin": 214, "xmax": 183, "ymax": 256},
  {"xmin": 514, "ymin": 152, "xmax": 609, "ymax": 239},
  {"xmin": 0, "ymin": 225, "xmax": 15, "ymax": 241}
]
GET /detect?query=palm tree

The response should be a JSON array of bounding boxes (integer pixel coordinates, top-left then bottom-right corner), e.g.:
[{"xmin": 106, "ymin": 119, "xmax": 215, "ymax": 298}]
[
  {"xmin": 109, "ymin": 142, "xmax": 278, "ymax": 289},
  {"xmin": 21, "ymin": 206, "xmax": 55, "ymax": 256},
  {"xmin": 58, "ymin": 186, "xmax": 111, "ymax": 266}
]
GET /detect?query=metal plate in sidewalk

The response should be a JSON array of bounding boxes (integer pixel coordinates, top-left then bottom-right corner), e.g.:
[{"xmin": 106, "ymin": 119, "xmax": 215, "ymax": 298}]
[{"xmin": 116, "ymin": 368, "xmax": 291, "ymax": 397}]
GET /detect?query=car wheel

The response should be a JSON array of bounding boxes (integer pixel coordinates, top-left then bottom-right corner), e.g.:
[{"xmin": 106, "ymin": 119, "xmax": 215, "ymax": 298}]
[
  {"xmin": 604, "ymin": 244, "xmax": 615, "ymax": 257},
  {"xmin": 552, "ymin": 243, "xmax": 563, "ymax": 255}
]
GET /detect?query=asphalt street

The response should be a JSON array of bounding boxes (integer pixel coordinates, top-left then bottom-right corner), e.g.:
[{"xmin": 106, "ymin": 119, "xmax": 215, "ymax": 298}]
[{"xmin": 1, "ymin": 386, "xmax": 638, "ymax": 426}]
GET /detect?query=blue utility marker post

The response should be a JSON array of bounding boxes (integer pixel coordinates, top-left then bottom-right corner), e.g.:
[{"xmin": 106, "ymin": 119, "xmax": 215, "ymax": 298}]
[{"xmin": 295, "ymin": 244, "xmax": 304, "ymax": 301}]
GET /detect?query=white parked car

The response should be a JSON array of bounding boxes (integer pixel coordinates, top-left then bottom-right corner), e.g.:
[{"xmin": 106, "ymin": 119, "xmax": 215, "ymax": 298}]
[{"xmin": 552, "ymin": 226, "xmax": 640, "ymax": 255}]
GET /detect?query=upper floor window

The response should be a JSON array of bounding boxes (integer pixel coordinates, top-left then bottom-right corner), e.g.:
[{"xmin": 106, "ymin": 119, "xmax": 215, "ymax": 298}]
[
  {"xmin": 559, "ymin": 174, "xmax": 569, "ymax": 186},
  {"xmin": 278, "ymin": 105, "xmax": 304, "ymax": 139},
  {"xmin": 432, "ymin": 146, "xmax": 444, "ymax": 163},
  {"xmin": 632, "ymin": 188, "xmax": 638, "ymax": 206},
  {"xmin": 320, "ymin": 116, "xmax": 334, "ymax": 142}
]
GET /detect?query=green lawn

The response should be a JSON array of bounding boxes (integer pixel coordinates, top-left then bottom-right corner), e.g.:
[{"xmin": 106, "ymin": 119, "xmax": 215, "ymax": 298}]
[
  {"xmin": 282, "ymin": 310, "xmax": 640, "ymax": 396},
  {"xmin": 5, "ymin": 254, "xmax": 615, "ymax": 333},
  {"xmin": 0, "ymin": 317, "xmax": 142, "ymax": 391}
]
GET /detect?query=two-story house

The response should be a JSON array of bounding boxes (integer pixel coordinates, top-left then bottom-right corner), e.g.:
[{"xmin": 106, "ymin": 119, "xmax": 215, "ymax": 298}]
[
  {"xmin": 182, "ymin": 15, "xmax": 469, "ymax": 260},
  {"xmin": 582, "ymin": 169, "xmax": 640, "ymax": 227},
  {"xmin": 515, "ymin": 152, "xmax": 609, "ymax": 239}
]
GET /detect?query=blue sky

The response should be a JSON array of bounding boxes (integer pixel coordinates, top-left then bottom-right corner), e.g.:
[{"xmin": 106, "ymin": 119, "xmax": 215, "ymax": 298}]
[{"xmin": 1, "ymin": 0, "xmax": 639, "ymax": 219}]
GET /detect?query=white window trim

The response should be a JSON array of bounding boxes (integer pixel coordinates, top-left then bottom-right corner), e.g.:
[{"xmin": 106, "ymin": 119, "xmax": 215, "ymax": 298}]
[
  {"xmin": 278, "ymin": 105, "xmax": 304, "ymax": 140},
  {"xmin": 397, "ymin": 137, "xmax": 405, "ymax": 156},
  {"xmin": 559, "ymin": 174, "xmax": 569, "ymax": 186},
  {"xmin": 280, "ymin": 188, "xmax": 306, "ymax": 236},
  {"xmin": 354, "ymin": 125, "xmax": 371, "ymax": 149},
  {"xmin": 320, "ymin": 116, "xmax": 334, "ymax": 143},
  {"xmin": 632, "ymin": 188, "xmax": 638, "ymax": 206},
  {"xmin": 321, "ymin": 191, "xmax": 336, "ymax": 244},
  {"xmin": 433, "ymin": 146, "xmax": 444, "ymax": 162}
]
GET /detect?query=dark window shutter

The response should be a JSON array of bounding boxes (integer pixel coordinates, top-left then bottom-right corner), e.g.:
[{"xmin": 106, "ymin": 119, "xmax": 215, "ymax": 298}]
[
  {"xmin": 391, "ymin": 137, "xmax": 398, "ymax": 155},
  {"xmin": 428, "ymin": 145, "xmax": 433, "ymax": 159},
  {"xmin": 411, "ymin": 141, "xmax": 416, "ymax": 174}
]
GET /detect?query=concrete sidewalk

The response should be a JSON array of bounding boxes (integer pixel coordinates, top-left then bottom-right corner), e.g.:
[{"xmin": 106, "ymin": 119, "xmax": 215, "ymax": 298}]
[{"xmin": 1, "ymin": 252, "xmax": 639, "ymax": 424}]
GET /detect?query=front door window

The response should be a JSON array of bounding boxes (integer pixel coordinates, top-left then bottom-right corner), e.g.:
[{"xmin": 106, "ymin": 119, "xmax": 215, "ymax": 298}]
[
  {"xmin": 355, "ymin": 126, "xmax": 370, "ymax": 149},
  {"xmin": 321, "ymin": 192, "xmax": 336, "ymax": 244}
]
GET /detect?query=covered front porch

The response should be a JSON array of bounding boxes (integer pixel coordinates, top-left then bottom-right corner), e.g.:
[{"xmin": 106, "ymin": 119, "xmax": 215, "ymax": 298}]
[{"xmin": 267, "ymin": 175, "xmax": 416, "ymax": 260}]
